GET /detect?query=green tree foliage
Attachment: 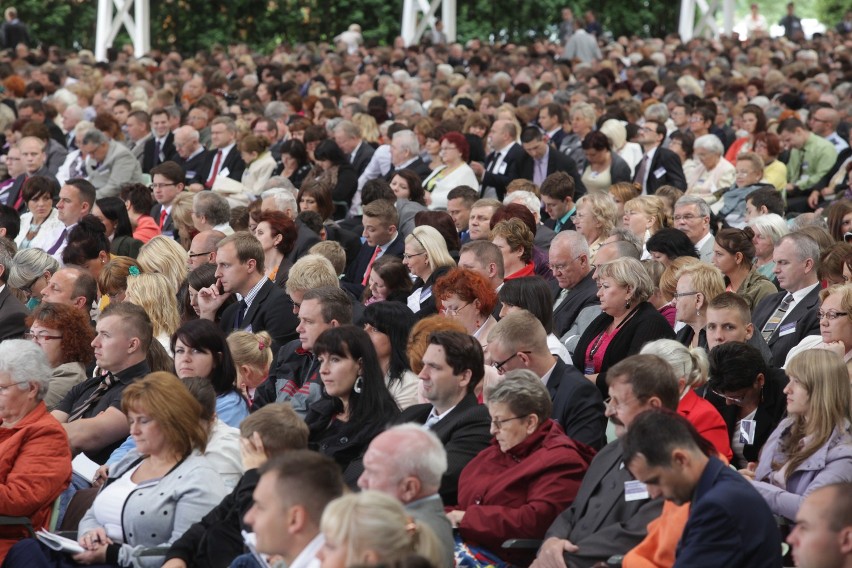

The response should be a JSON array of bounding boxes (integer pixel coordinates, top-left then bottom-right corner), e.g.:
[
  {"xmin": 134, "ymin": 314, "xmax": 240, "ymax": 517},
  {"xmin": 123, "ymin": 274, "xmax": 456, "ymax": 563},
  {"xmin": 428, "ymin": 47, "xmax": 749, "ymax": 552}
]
[{"xmin": 13, "ymin": 0, "xmax": 97, "ymax": 50}]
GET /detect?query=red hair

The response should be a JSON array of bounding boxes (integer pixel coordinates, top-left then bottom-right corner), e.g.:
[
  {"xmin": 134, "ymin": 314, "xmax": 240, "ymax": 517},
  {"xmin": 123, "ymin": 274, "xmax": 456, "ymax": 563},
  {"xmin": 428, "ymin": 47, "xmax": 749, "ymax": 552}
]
[
  {"xmin": 440, "ymin": 131, "xmax": 470, "ymax": 162},
  {"xmin": 433, "ymin": 268, "xmax": 498, "ymax": 317}
]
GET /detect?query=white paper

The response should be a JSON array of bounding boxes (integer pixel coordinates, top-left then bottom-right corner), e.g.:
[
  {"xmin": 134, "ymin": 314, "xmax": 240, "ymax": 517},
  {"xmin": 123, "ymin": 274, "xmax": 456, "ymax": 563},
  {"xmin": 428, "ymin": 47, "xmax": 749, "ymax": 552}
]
[{"xmin": 72, "ymin": 453, "xmax": 100, "ymax": 484}]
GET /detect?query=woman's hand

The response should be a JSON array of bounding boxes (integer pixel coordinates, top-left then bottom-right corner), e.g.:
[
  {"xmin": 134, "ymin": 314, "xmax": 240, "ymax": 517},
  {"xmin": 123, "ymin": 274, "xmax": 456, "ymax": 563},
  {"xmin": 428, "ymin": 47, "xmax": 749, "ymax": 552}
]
[
  {"xmin": 445, "ymin": 509, "xmax": 465, "ymax": 528},
  {"xmin": 73, "ymin": 542, "xmax": 109, "ymax": 565},
  {"xmin": 738, "ymin": 462, "xmax": 757, "ymax": 480},
  {"xmin": 92, "ymin": 464, "xmax": 110, "ymax": 488},
  {"xmin": 79, "ymin": 528, "xmax": 113, "ymax": 551}
]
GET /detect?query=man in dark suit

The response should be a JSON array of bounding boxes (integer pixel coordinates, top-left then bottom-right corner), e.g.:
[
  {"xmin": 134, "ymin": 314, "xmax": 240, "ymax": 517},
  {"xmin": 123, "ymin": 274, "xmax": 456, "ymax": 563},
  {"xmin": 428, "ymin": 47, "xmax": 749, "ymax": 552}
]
[
  {"xmin": 0, "ymin": 239, "xmax": 27, "ymax": 341},
  {"xmin": 540, "ymin": 172, "xmax": 578, "ymax": 232},
  {"xmin": 751, "ymin": 233, "xmax": 821, "ymax": 368},
  {"xmin": 149, "ymin": 161, "xmax": 186, "ymax": 241},
  {"xmin": 341, "ymin": 199, "xmax": 404, "ymax": 298},
  {"xmin": 172, "ymin": 125, "xmax": 208, "ymax": 182},
  {"xmin": 517, "ymin": 126, "xmax": 586, "ymax": 199},
  {"xmin": 3, "ymin": 137, "xmax": 58, "ymax": 212},
  {"xmin": 634, "ymin": 120, "xmax": 686, "ymax": 195},
  {"xmin": 472, "ymin": 119, "xmax": 525, "ymax": 200},
  {"xmin": 142, "ymin": 108, "xmax": 178, "ymax": 174},
  {"xmin": 548, "ymin": 231, "xmax": 600, "ymax": 341},
  {"xmin": 535, "ymin": 355, "xmax": 672, "ymax": 568},
  {"xmin": 334, "ymin": 120, "xmax": 374, "ymax": 177},
  {"xmin": 384, "ymin": 129, "xmax": 431, "ymax": 181},
  {"xmin": 397, "ymin": 331, "xmax": 492, "ymax": 506},
  {"xmin": 488, "ymin": 311, "xmax": 606, "ymax": 449},
  {"xmin": 538, "ymin": 103, "xmax": 567, "ymax": 148},
  {"xmin": 188, "ymin": 117, "xmax": 246, "ymax": 190},
  {"xmin": 196, "ymin": 232, "xmax": 298, "ymax": 355},
  {"xmin": 623, "ymin": 410, "xmax": 782, "ymax": 567}
]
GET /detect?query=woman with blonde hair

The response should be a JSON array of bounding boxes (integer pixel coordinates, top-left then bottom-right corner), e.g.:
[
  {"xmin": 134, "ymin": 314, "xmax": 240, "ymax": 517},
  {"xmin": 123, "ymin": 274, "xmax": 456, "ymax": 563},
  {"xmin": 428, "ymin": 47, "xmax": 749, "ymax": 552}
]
[
  {"xmin": 126, "ymin": 272, "xmax": 181, "ymax": 353},
  {"xmin": 318, "ymin": 490, "xmax": 444, "ymax": 568},
  {"xmin": 96, "ymin": 256, "xmax": 139, "ymax": 305},
  {"xmin": 743, "ymin": 349, "xmax": 852, "ymax": 521},
  {"xmin": 490, "ymin": 219, "xmax": 535, "ymax": 280},
  {"xmin": 166, "ymin": 192, "xmax": 197, "ymax": 249},
  {"xmin": 784, "ymin": 283, "xmax": 852, "ymax": 369},
  {"xmin": 574, "ymin": 191, "xmax": 618, "ymax": 261},
  {"xmin": 623, "ymin": 195, "xmax": 669, "ymax": 258},
  {"xmin": 227, "ymin": 330, "xmax": 274, "ymax": 409},
  {"xmin": 403, "ymin": 225, "xmax": 456, "ymax": 316},
  {"xmin": 137, "ymin": 235, "xmax": 190, "ymax": 290},
  {"xmin": 673, "ymin": 262, "xmax": 725, "ymax": 349},
  {"xmin": 351, "ymin": 113, "xmax": 380, "ymax": 145}
]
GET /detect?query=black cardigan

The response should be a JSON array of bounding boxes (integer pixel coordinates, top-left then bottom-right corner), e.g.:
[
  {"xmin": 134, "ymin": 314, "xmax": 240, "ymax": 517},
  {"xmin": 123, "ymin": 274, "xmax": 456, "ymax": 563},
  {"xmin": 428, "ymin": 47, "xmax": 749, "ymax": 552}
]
[{"xmin": 573, "ymin": 301, "xmax": 676, "ymax": 398}]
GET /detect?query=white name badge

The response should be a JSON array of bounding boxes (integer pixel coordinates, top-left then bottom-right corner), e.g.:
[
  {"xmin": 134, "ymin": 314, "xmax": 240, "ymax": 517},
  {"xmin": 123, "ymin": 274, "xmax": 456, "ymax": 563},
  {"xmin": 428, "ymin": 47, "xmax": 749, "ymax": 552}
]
[
  {"xmin": 624, "ymin": 480, "xmax": 649, "ymax": 501},
  {"xmin": 740, "ymin": 419, "xmax": 757, "ymax": 445},
  {"xmin": 497, "ymin": 162, "xmax": 508, "ymax": 175},
  {"xmin": 779, "ymin": 323, "xmax": 796, "ymax": 337},
  {"xmin": 653, "ymin": 167, "xmax": 666, "ymax": 179}
]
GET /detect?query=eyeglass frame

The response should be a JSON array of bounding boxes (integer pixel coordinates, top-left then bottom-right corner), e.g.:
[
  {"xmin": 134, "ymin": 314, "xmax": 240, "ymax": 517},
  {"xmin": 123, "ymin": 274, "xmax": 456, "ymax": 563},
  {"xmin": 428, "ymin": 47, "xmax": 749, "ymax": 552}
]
[
  {"xmin": 672, "ymin": 291, "xmax": 699, "ymax": 299},
  {"xmin": 188, "ymin": 251, "xmax": 214, "ymax": 258},
  {"xmin": 18, "ymin": 274, "xmax": 42, "ymax": 299},
  {"xmin": 709, "ymin": 388, "xmax": 746, "ymax": 405},
  {"xmin": 491, "ymin": 351, "xmax": 532, "ymax": 373},
  {"xmin": 148, "ymin": 182, "xmax": 178, "ymax": 190},
  {"xmin": 441, "ymin": 301, "xmax": 471, "ymax": 316},
  {"xmin": 25, "ymin": 331, "xmax": 63, "ymax": 343},
  {"xmin": 550, "ymin": 255, "xmax": 585, "ymax": 274},
  {"xmin": 490, "ymin": 414, "xmax": 531, "ymax": 430},
  {"xmin": 402, "ymin": 251, "xmax": 426, "ymax": 261},
  {"xmin": 0, "ymin": 382, "xmax": 29, "ymax": 394},
  {"xmin": 818, "ymin": 310, "xmax": 849, "ymax": 320}
]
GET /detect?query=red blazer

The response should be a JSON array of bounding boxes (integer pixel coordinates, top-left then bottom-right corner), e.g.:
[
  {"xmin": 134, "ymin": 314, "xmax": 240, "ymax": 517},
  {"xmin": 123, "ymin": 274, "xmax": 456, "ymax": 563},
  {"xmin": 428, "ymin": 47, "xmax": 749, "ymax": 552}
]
[
  {"xmin": 0, "ymin": 402, "xmax": 72, "ymax": 561},
  {"xmin": 133, "ymin": 214, "xmax": 161, "ymax": 244},
  {"xmin": 678, "ymin": 388, "xmax": 733, "ymax": 462},
  {"xmin": 451, "ymin": 419, "xmax": 595, "ymax": 562}
]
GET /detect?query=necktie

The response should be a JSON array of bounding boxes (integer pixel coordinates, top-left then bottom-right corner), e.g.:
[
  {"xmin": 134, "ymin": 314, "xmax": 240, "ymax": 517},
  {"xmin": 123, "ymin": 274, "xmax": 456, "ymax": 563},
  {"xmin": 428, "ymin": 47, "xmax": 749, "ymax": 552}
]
[
  {"xmin": 634, "ymin": 155, "xmax": 650, "ymax": 190},
  {"xmin": 234, "ymin": 299, "xmax": 248, "ymax": 330},
  {"xmin": 159, "ymin": 209, "xmax": 168, "ymax": 230},
  {"xmin": 362, "ymin": 246, "xmax": 381, "ymax": 286},
  {"xmin": 424, "ymin": 411, "xmax": 441, "ymax": 429},
  {"xmin": 47, "ymin": 227, "xmax": 68, "ymax": 255},
  {"xmin": 553, "ymin": 288, "xmax": 570, "ymax": 310},
  {"xmin": 490, "ymin": 152, "xmax": 503, "ymax": 173},
  {"xmin": 68, "ymin": 372, "xmax": 115, "ymax": 422},
  {"xmin": 205, "ymin": 150, "xmax": 223, "ymax": 189},
  {"xmin": 534, "ymin": 157, "xmax": 547, "ymax": 186},
  {"xmin": 155, "ymin": 139, "xmax": 162, "ymax": 164},
  {"xmin": 761, "ymin": 293, "xmax": 793, "ymax": 341}
]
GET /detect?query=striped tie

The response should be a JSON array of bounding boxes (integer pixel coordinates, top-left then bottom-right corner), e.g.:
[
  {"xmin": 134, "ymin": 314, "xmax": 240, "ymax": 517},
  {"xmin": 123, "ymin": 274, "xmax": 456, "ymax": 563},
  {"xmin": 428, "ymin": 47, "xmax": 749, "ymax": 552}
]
[{"xmin": 761, "ymin": 293, "xmax": 793, "ymax": 342}]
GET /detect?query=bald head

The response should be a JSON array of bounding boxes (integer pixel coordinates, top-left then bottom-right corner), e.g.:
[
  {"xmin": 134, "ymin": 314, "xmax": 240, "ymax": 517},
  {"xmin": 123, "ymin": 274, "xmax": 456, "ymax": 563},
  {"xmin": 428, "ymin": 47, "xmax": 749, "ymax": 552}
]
[{"xmin": 188, "ymin": 230, "xmax": 225, "ymax": 270}]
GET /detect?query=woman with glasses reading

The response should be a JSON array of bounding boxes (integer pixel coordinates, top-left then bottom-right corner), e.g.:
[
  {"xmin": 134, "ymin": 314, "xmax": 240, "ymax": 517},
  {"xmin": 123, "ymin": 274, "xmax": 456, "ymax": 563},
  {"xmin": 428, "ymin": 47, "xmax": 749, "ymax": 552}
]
[{"xmin": 783, "ymin": 283, "xmax": 852, "ymax": 371}]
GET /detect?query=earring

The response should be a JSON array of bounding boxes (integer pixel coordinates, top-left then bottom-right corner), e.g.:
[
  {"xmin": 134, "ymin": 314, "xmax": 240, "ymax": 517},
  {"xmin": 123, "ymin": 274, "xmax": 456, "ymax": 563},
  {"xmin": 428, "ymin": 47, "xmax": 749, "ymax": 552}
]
[
  {"xmin": 625, "ymin": 300, "xmax": 631, "ymax": 309},
  {"xmin": 354, "ymin": 375, "xmax": 364, "ymax": 394},
  {"xmin": 696, "ymin": 309, "xmax": 701, "ymax": 317}
]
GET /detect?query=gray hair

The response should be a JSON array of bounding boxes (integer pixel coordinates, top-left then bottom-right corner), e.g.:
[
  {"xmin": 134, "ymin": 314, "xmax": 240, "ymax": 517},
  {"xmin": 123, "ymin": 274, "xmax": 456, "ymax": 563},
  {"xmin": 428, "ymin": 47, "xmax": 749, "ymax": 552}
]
[
  {"xmin": 0, "ymin": 238, "xmax": 13, "ymax": 284},
  {"xmin": 486, "ymin": 369, "xmax": 553, "ymax": 423},
  {"xmin": 0, "ymin": 340, "xmax": 52, "ymax": 400},
  {"xmin": 381, "ymin": 424, "xmax": 447, "ymax": 491},
  {"xmin": 694, "ymin": 134, "xmax": 725, "ymax": 155},
  {"xmin": 504, "ymin": 190, "xmax": 541, "ymax": 222},
  {"xmin": 780, "ymin": 232, "xmax": 821, "ymax": 263},
  {"xmin": 174, "ymin": 125, "xmax": 200, "ymax": 143},
  {"xmin": 264, "ymin": 101, "xmax": 289, "ymax": 121},
  {"xmin": 82, "ymin": 129, "xmax": 109, "ymax": 146},
  {"xmin": 675, "ymin": 195, "xmax": 712, "ymax": 218},
  {"xmin": 392, "ymin": 129, "xmax": 420, "ymax": 157},
  {"xmin": 569, "ymin": 103, "xmax": 596, "ymax": 123},
  {"xmin": 261, "ymin": 187, "xmax": 297, "ymax": 213},
  {"xmin": 334, "ymin": 120, "xmax": 361, "ymax": 140},
  {"xmin": 211, "ymin": 116, "xmax": 237, "ymax": 134},
  {"xmin": 8, "ymin": 248, "xmax": 60, "ymax": 289},
  {"xmin": 606, "ymin": 228, "xmax": 644, "ymax": 254},
  {"xmin": 193, "ymin": 191, "xmax": 231, "ymax": 226},
  {"xmin": 749, "ymin": 213, "xmax": 789, "ymax": 246},
  {"xmin": 399, "ymin": 100, "xmax": 425, "ymax": 117},
  {"xmin": 551, "ymin": 230, "xmax": 591, "ymax": 258},
  {"xmin": 644, "ymin": 102, "xmax": 669, "ymax": 124},
  {"xmin": 261, "ymin": 177, "xmax": 296, "ymax": 195},
  {"xmin": 74, "ymin": 120, "xmax": 94, "ymax": 136},
  {"xmin": 640, "ymin": 339, "xmax": 709, "ymax": 388}
]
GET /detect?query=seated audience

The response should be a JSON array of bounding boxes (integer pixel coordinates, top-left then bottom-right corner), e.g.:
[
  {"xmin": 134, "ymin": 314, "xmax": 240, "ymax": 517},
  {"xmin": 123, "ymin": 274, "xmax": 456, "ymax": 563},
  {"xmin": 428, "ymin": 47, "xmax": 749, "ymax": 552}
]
[
  {"xmin": 498, "ymin": 276, "xmax": 572, "ymax": 362},
  {"xmin": 8, "ymin": 247, "xmax": 59, "ymax": 311},
  {"xmin": 712, "ymin": 227, "xmax": 776, "ymax": 310},
  {"xmin": 227, "ymin": 330, "xmax": 274, "ymax": 410},
  {"xmin": 404, "ymin": 225, "xmax": 456, "ymax": 316},
  {"xmin": 673, "ymin": 262, "xmax": 725, "ymax": 349},
  {"xmin": 785, "ymin": 283, "xmax": 852, "ymax": 368},
  {"xmin": 434, "ymin": 268, "xmax": 498, "ymax": 347}
]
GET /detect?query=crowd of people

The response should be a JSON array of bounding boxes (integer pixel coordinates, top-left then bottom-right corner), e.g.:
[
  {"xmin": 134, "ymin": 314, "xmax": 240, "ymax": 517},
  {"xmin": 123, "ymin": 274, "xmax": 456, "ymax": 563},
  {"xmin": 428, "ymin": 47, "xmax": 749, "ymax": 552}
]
[{"xmin": 0, "ymin": 3, "xmax": 850, "ymax": 568}]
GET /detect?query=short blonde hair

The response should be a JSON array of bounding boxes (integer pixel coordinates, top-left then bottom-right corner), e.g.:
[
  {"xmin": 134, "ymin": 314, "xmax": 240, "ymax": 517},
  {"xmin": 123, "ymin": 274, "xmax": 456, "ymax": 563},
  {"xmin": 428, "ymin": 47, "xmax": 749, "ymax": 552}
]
[
  {"xmin": 405, "ymin": 225, "xmax": 455, "ymax": 272},
  {"xmin": 676, "ymin": 262, "xmax": 725, "ymax": 309},
  {"xmin": 596, "ymin": 257, "xmax": 655, "ymax": 304},
  {"xmin": 624, "ymin": 195, "xmax": 669, "ymax": 233},
  {"xmin": 491, "ymin": 218, "xmax": 534, "ymax": 263},
  {"xmin": 577, "ymin": 191, "xmax": 618, "ymax": 238},
  {"xmin": 285, "ymin": 254, "xmax": 338, "ymax": 296},
  {"xmin": 641, "ymin": 339, "xmax": 709, "ymax": 388},
  {"xmin": 137, "ymin": 235, "xmax": 189, "ymax": 290},
  {"xmin": 309, "ymin": 241, "xmax": 346, "ymax": 276}
]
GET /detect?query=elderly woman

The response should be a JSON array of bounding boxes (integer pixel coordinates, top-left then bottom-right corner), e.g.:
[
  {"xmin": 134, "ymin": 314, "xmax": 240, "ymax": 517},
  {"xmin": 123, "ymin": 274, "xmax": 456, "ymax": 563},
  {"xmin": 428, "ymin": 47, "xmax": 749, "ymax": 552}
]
[
  {"xmin": 403, "ymin": 225, "xmax": 456, "ymax": 316},
  {"xmin": 447, "ymin": 371, "xmax": 593, "ymax": 565},
  {"xmin": 580, "ymin": 131, "xmax": 632, "ymax": 193},
  {"xmin": 0, "ymin": 340, "xmax": 72, "ymax": 562},
  {"xmin": 712, "ymin": 227, "xmax": 776, "ymax": 310},
  {"xmin": 491, "ymin": 218, "xmax": 536, "ymax": 280},
  {"xmin": 4, "ymin": 372, "xmax": 227, "ymax": 567},
  {"xmin": 574, "ymin": 257, "xmax": 676, "ymax": 397},
  {"xmin": 688, "ymin": 134, "xmax": 736, "ymax": 199},
  {"xmin": 784, "ymin": 284, "xmax": 852, "ymax": 369},
  {"xmin": 641, "ymin": 339, "xmax": 733, "ymax": 461},
  {"xmin": 673, "ymin": 262, "xmax": 725, "ymax": 349},
  {"xmin": 743, "ymin": 350, "xmax": 852, "ymax": 522},
  {"xmin": 423, "ymin": 131, "xmax": 479, "ymax": 211},
  {"xmin": 26, "ymin": 303, "xmax": 95, "ymax": 409},
  {"xmin": 749, "ymin": 213, "xmax": 788, "ymax": 281},
  {"xmin": 433, "ymin": 268, "xmax": 498, "ymax": 347},
  {"xmin": 15, "ymin": 176, "xmax": 64, "ymax": 251},
  {"xmin": 254, "ymin": 210, "xmax": 298, "ymax": 287},
  {"xmin": 574, "ymin": 191, "xmax": 618, "ymax": 261},
  {"xmin": 8, "ymin": 248, "xmax": 59, "ymax": 311},
  {"xmin": 623, "ymin": 195, "xmax": 669, "ymax": 259}
]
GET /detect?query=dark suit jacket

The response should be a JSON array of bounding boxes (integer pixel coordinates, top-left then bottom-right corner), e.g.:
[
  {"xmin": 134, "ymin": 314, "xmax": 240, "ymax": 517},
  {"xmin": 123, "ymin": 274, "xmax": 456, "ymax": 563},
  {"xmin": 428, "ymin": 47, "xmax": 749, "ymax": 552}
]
[
  {"xmin": 324, "ymin": 223, "xmax": 362, "ymax": 268},
  {"xmin": 552, "ymin": 271, "xmax": 599, "ymax": 338},
  {"xmin": 675, "ymin": 456, "xmax": 782, "ymax": 567},
  {"xmin": 517, "ymin": 147, "xmax": 587, "ymax": 199},
  {"xmin": 573, "ymin": 302, "xmax": 676, "ymax": 398},
  {"xmin": 544, "ymin": 440, "xmax": 663, "ymax": 568},
  {"xmin": 481, "ymin": 143, "xmax": 526, "ymax": 200},
  {"xmin": 286, "ymin": 221, "xmax": 321, "ymax": 265},
  {"xmin": 548, "ymin": 358, "xmax": 606, "ymax": 449},
  {"xmin": 0, "ymin": 284, "xmax": 28, "ymax": 341},
  {"xmin": 341, "ymin": 233, "xmax": 405, "ymax": 298},
  {"xmin": 547, "ymin": 128, "xmax": 567, "ymax": 149},
  {"xmin": 636, "ymin": 146, "xmax": 687, "ymax": 194},
  {"xmin": 397, "ymin": 393, "xmax": 492, "ymax": 506},
  {"xmin": 175, "ymin": 148, "xmax": 209, "ymax": 182},
  {"xmin": 218, "ymin": 279, "xmax": 298, "ymax": 355},
  {"xmin": 142, "ymin": 133, "xmax": 178, "ymax": 174},
  {"xmin": 150, "ymin": 203, "xmax": 176, "ymax": 240},
  {"xmin": 349, "ymin": 142, "xmax": 375, "ymax": 177},
  {"xmin": 194, "ymin": 146, "xmax": 246, "ymax": 186},
  {"xmin": 384, "ymin": 157, "xmax": 432, "ymax": 182},
  {"xmin": 751, "ymin": 286, "xmax": 821, "ymax": 368}
]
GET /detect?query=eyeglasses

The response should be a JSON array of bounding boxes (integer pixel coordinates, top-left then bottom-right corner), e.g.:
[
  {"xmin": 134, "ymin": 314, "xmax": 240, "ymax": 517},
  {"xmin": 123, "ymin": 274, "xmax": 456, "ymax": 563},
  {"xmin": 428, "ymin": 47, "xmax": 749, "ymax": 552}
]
[
  {"xmin": 188, "ymin": 251, "xmax": 214, "ymax": 258},
  {"xmin": 709, "ymin": 388, "xmax": 746, "ymax": 405},
  {"xmin": 25, "ymin": 331, "xmax": 63, "ymax": 343},
  {"xmin": 441, "ymin": 301, "xmax": 471, "ymax": 316},
  {"xmin": 672, "ymin": 291, "xmax": 699, "ymax": 299},
  {"xmin": 818, "ymin": 310, "xmax": 849, "ymax": 320},
  {"xmin": 439, "ymin": 145, "xmax": 458, "ymax": 153},
  {"xmin": 490, "ymin": 414, "xmax": 530, "ymax": 430},
  {"xmin": 403, "ymin": 251, "xmax": 426, "ymax": 261},
  {"xmin": 491, "ymin": 351, "xmax": 532, "ymax": 373},
  {"xmin": 673, "ymin": 214, "xmax": 702, "ymax": 222},
  {"xmin": 604, "ymin": 396, "xmax": 640, "ymax": 412},
  {"xmin": 148, "ymin": 182, "xmax": 177, "ymax": 190},
  {"xmin": 550, "ymin": 255, "xmax": 584, "ymax": 274},
  {"xmin": 0, "ymin": 382, "xmax": 28, "ymax": 394},
  {"xmin": 18, "ymin": 275, "xmax": 42, "ymax": 299}
]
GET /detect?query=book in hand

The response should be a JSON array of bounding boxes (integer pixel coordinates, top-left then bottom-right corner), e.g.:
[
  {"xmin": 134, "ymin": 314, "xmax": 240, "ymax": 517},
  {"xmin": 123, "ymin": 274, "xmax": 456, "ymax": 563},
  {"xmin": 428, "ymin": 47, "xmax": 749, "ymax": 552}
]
[{"xmin": 36, "ymin": 529, "xmax": 85, "ymax": 554}]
